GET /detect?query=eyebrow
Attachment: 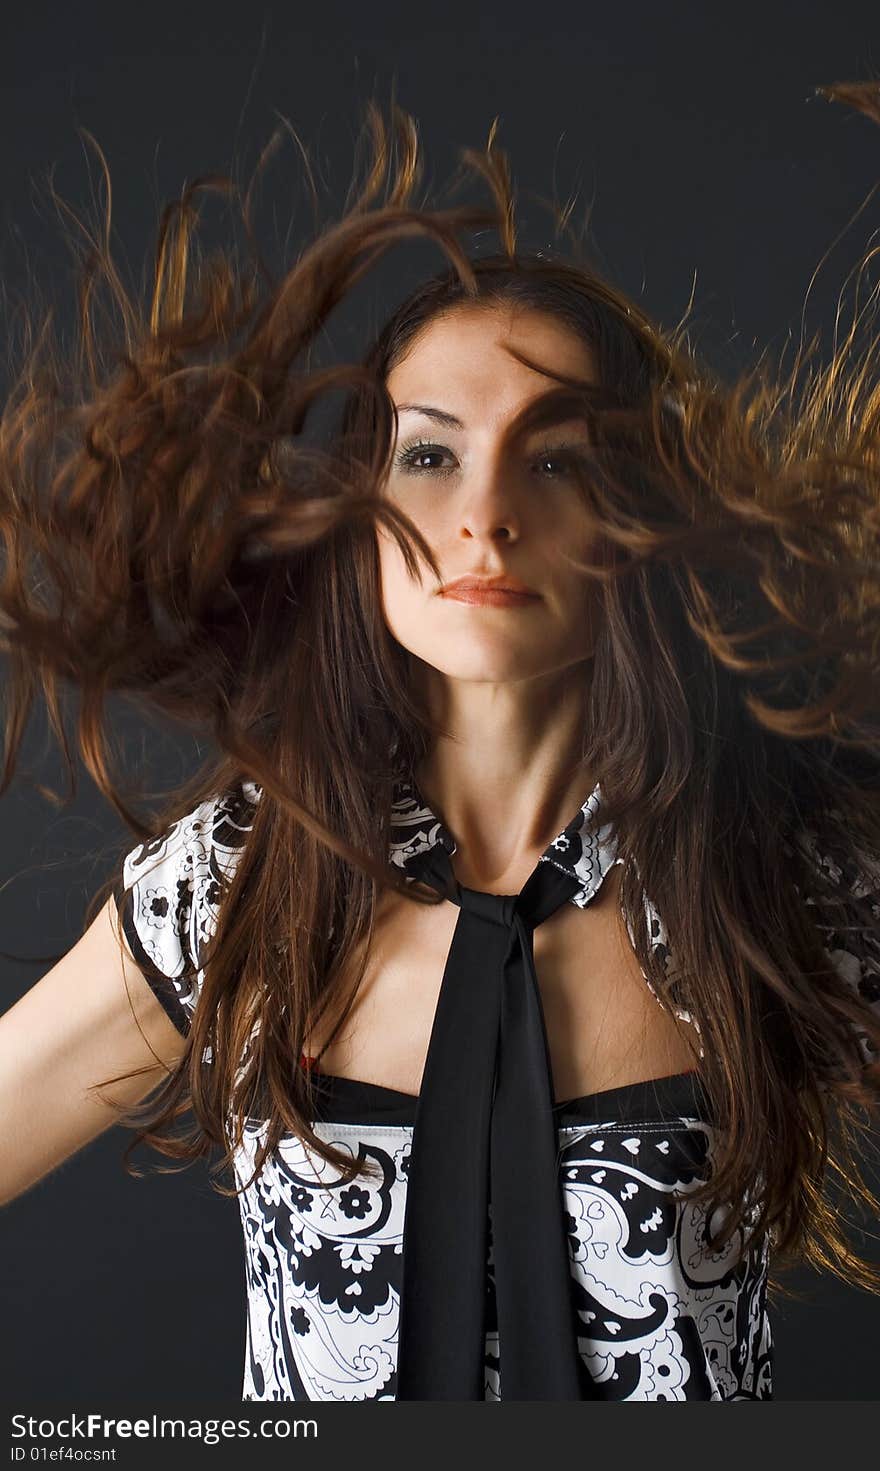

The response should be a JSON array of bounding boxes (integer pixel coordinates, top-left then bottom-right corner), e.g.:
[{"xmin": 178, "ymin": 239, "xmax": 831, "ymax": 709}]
[
  {"xmin": 394, "ymin": 403, "xmax": 465, "ymax": 429},
  {"xmin": 392, "ymin": 399, "xmax": 592, "ymax": 434}
]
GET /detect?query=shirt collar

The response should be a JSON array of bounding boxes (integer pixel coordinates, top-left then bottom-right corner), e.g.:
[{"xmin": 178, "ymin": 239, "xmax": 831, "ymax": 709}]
[{"xmin": 389, "ymin": 773, "xmax": 621, "ymax": 908}]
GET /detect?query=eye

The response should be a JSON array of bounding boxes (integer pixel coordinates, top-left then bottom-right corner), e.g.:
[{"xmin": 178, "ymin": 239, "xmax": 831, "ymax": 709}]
[
  {"xmin": 531, "ymin": 441, "xmax": 590, "ymax": 479},
  {"xmin": 394, "ymin": 439, "xmax": 455, "ymax": 475},
  {"xmin": 392, "ymin": 437, "xmax": 590, "ymax": 479}
]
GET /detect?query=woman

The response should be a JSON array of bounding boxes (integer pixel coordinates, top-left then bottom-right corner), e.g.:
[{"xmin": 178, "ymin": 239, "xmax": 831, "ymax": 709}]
[{"xmin": 1, "ymin": 101, "xmax": 879, "ymax": 1402}]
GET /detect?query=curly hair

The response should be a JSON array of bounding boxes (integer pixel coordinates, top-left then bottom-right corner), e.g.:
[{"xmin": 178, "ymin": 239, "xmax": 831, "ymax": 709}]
[{"xmin": 2, "ymin": 95, "xmax": 880, "ymax": 1301}]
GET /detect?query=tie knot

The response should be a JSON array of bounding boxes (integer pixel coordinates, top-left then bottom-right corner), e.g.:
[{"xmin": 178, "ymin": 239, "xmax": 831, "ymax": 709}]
[
  {"xmin": 456, "ymin": 885, "xmax": 517, "ymax": 928},
  {"xmin": 404, "ymin": 843, "xmax": 581, "ymax": 930}
]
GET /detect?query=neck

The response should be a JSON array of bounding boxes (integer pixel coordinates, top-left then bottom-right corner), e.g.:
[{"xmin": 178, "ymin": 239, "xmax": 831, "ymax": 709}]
[{"xmin": 413, "ymin": 662, "xmax": 595, "ymax": 892}]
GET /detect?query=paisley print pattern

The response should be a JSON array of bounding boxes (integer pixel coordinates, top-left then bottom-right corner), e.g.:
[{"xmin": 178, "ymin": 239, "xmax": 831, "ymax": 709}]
[
  {"xmin": 558, "ymin": 1120, "xmax": 772, "ymax": 1400},
  {"xmin": 234, "ymin": 1109, "xmax": 773, "ymax": 1402},
  {"xmin": 236, "ymin": 1120, "xmax": 407, "ymax": 1401},
  {"xmin": 114, "ymin": 775, "xmax": 876, "ymax": 1401}
]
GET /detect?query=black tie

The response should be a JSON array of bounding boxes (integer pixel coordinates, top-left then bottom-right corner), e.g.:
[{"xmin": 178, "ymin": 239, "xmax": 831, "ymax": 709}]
[{"xmin": 395, "ymin": 841, "xmax": 596, "ymax": 1400}]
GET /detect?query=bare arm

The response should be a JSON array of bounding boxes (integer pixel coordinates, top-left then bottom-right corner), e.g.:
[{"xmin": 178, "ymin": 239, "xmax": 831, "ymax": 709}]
[{"xmin": 0, "ymin": 895, "xmax": 188, "ymax": 1206}]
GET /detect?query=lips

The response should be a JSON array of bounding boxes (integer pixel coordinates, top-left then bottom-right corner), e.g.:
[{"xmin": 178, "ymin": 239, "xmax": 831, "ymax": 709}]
[
  {"xmin": 441, "ymin": 586, "xmax": 541, "ymax": 607},
  {"xmin": 440, "ymin": 574, "xmax": 539, "ymax": 596},
  {"xmin": 439, "ymin": 575, "xmax": 541, "ymax": 607}
]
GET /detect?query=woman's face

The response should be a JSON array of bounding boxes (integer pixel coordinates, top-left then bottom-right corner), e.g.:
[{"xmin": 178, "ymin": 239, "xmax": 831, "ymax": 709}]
[{"xmin": 377, "ymin": 303, "xmax": 602, "ymax": 687}]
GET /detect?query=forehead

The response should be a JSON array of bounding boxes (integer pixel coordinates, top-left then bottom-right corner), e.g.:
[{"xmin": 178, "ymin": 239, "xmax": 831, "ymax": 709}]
[{"xmin": 385, "ymin": 304, "xmax": 597, "ymax": 417}]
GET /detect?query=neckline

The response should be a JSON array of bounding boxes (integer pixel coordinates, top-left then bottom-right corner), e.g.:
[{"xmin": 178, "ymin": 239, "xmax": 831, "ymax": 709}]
[
  {"xmin": 389, "ymin": 770, "xmax": 622, "ymax": 910},
  {"xmin": 304, "ymin": 1063, "xmax": 710, "ymax": 1127}
]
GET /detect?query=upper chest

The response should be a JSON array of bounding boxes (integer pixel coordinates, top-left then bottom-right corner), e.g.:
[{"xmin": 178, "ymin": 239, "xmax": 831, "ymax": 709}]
[{"xmin": 305, "ymin": 864, "xmax": 697, "ymax": 1098}]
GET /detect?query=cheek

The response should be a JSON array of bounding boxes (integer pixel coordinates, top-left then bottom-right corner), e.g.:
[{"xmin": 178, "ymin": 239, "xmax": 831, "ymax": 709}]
[
  {"xmin": 376, "ymin": 529, "xmax": 427, "ymax": 637},
  {"xmin": 550, "ymin": 507, "xmax": 604, "ymax": 583},
  {"xmin": 541, "ymin": 527, "xmax": 605, "ymax": 648}
]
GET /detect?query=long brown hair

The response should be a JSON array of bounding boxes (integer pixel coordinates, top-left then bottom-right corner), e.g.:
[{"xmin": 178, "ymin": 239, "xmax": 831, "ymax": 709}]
[{"xmin": 2, "ymin": 97, "xmax": 880, "ymax": 1299}]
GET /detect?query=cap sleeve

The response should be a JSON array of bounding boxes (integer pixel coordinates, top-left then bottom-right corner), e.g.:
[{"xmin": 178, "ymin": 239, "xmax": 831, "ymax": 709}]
[
  {"xmin": 113, "ymin": 780, "xmax": 260, "ymax": 1051},
  {"xmin": 794, "ymin": 827, "xmax": 880, "ymax": 1075}
]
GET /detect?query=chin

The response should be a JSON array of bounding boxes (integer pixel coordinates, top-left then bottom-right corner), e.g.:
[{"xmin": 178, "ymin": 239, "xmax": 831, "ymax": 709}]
[{"xmin": 410, "ymin": 646, "xmax": 550, "ymax": 683}]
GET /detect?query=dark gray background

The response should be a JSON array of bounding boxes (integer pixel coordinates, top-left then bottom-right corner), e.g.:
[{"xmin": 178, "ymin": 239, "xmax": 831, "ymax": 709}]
[{"xmin": 1, "ymin": 0, "xmax": 879, "ymax": 1401}]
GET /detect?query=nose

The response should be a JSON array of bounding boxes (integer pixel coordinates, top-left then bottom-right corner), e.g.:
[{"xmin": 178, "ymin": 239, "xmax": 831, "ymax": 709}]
[{"xmin": 457, "ymin": 453, "xmax": 521, "ymax": 545}]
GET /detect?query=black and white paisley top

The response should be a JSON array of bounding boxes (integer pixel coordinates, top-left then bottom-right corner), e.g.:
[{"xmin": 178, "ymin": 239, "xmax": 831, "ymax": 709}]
[{"xmin": 115, "ymin": 776, "xmax": 880, "ymax": 1402}]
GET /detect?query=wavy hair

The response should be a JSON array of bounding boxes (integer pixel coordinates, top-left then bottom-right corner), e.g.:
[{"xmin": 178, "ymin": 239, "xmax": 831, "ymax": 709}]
[{"xmin": 2, "ymin": 95, "xmax": 880, "ymax": 1300}]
